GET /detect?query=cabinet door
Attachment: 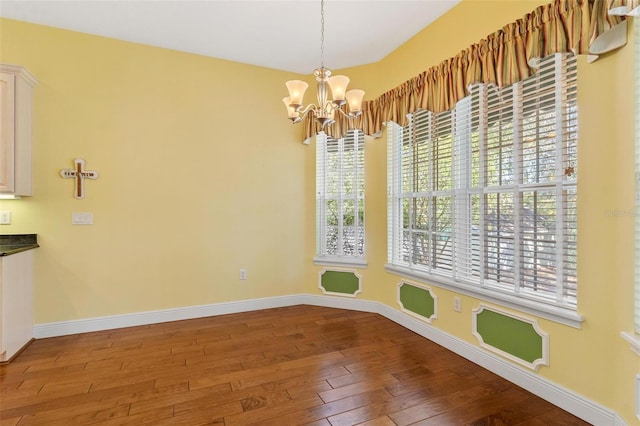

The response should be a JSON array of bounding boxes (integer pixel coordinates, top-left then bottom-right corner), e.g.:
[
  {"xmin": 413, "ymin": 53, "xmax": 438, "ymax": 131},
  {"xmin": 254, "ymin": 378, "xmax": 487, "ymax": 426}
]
[
  {"xmin": 0, "ymin": 251, "xmax": 34, "ymax": 362},
  {"xmin": 0, "ymin": 72, "xmax": 16, "ymax": 193}
]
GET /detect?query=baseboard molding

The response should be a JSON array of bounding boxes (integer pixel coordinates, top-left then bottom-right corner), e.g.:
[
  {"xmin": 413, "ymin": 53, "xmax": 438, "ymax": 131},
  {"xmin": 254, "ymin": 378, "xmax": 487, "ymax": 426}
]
[
  {"xmin": 33, "ymin": 295, "xmax": 303, "ymax": 338},
  {"xmin": 33, "ymin": 294, "xmax": 621, "ymax": 425},
  {"xmin": 374, "ymin": 304, "xmax": 620, "ymax": 426}
]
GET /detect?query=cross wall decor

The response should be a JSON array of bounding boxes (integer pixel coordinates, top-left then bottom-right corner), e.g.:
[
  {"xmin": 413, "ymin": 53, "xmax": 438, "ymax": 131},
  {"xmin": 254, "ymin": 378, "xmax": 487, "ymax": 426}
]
[{"xmin": 60, "ymin": 158, "xmax": 99, "ymax": 199}]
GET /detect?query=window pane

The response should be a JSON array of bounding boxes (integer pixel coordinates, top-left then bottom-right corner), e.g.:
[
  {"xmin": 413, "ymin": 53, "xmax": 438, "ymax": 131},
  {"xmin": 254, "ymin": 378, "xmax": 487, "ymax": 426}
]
[
  {"xmin": 402, "ymin": 197, "xmax": 411, "ymax": 230},
  {"xmin": 486, "ymin": 86, "xmax": 515, "ymax": 187},
  {"xmin": 434, "ymin": 112, "xmax": 453, "ymax": 191},
  {"xmin": 564, "ymin": 187, "xmax": 578, "ymax": 303},
  {"xmin": 326, "ymin": 199, "xmax": 338, "ymax": 226},
  {"xmin": 325, "ymin": 225, "xmax": 338, "ymax": 256},
  {"xmin": 564, "ymin": 83, "xmax": 578, "ymax": 182},
  {"xmin": 342, "ymin": 226, "xmax": 358, "ymax": 255},
  {"xmin": 471, "ymin": 131, "xmax": 481, "ymax": 188},
  {"xmin": 414, "ymin": 197, "xmax": 430, "ymax": 231},
  {"xmin": 412, "ymin": 231, "xmax": 429, "ymax": 266},
  {"xmin": 522, "ymin": 111, "xmax": 557, "ymax": 184},
  {"xmin": 401, "ymin": 138, "xmax": 414, "ymax": 193},
  {"xmin": 470, "ymin": 193, "xmax": 482, "ymax": 279},
  {"xmin": 325, "ymin": 199, "xmax": 339, "ymax": 256},
  {"xmin": 485, "ymin": 192, "xmax": 515, "ymax": 286},
  {"xmin": 433, "ymin": 196, "xmax": 453, "ymax": 272},
  {"xmin": 520, "ymin": 190, "xmax": 557, "ymax": 298},
  {"xmin": 401, "ymin": 230, "xmax": 411, "ymax": 263},
  {"xmin": 326, "ymin": 148, "xmax": 340, "ymax": 194}
]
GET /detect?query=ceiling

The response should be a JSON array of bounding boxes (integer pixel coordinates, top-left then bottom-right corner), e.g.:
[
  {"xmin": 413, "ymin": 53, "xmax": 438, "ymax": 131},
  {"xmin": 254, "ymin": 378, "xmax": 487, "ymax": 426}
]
[{"xmin": 0, "ymin": 0, "xmax": 460, "ymax": 74}]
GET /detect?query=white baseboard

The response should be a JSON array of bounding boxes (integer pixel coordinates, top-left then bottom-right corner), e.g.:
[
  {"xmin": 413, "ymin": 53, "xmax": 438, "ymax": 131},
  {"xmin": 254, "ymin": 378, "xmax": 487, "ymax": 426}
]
[
  {"xmin": 33, "ymin": 295, "xmax": 302, "ymax": 338},
  {"xmin": 33, "ymin": 294, "xmax": 621, "ymax": 425},
  {"xmin": 374, "ymin": 304, "xmax": 621, "ymax": 425}
]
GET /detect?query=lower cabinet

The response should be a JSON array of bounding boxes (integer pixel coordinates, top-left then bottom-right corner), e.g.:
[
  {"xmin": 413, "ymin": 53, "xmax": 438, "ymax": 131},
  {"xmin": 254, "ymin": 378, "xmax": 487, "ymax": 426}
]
[{"xmin": 0, "ymin": 250, "xmax": 34, "ymax": 362}]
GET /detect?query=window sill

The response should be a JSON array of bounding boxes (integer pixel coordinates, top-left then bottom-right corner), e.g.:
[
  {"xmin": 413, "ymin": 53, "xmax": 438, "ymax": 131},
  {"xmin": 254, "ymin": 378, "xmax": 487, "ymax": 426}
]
[
  {"xmin": 621, "ymin": 332, "xmax": 640, "ymax": 356},
  {"xmin": 314, "ymin": 257, "xmax": 368, "ymax": 269},
  {"xmin": 385, "ymin": 264, "xmax": 584, "ymax": 329}
]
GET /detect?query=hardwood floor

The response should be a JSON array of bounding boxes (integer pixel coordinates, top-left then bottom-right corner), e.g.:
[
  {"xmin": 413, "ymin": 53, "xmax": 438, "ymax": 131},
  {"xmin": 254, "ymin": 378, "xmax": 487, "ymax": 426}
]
[{"xmin": 0, "ymin": 305, "xmax": 589, "ymax": 425}]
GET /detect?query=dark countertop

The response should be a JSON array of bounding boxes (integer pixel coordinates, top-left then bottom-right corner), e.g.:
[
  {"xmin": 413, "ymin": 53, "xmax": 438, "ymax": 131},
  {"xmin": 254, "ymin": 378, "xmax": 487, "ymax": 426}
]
[{"xmin": 0, "ymin": 234, "xmax": 39, "ymax": 256}]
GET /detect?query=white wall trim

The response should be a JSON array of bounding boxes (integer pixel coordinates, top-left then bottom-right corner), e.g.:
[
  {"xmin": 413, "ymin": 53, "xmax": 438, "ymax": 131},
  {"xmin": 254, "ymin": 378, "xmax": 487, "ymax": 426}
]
[
  {"xmin": 318, "ymin": 268, "xmax": 363, "ymax": 298},
  {"xmin": 313, "ymin": 257, "xmax": 368, "ymax": 268},
  {"xmin": 33, "ymin": 294, "xmax": 620, "ymax": 425},
  {"xmin": 33, "ymin": 295, "xmax": 303, "ymax": 338},
  {"xmin": 471, "ymin": 304, "xmax": 550, "ymax": 372},
  {"xmin": 621, "ymin": 331, "xmax": 640, "ymax": 356},
  {"xmin": 385, "ymin": 263, "xmax": 584, "ymax": 328},
  {"xmin": 396, "ymin": 280, "xmax": 438, "ymax": 323}
]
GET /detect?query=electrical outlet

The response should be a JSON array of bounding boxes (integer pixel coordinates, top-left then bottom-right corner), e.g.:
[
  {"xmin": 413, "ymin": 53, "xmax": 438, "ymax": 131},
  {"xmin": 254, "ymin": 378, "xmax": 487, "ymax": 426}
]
[
  {"xmin": 0, "ymin": 211, "xmax": 11, "ymax": 225},
  {"xmin": 453, "ymin": 296, "xmax": 461, "ymax": 312},
  {"xmin": 239, "ymin": 269, "xmax": 247, "ymax": 280}
]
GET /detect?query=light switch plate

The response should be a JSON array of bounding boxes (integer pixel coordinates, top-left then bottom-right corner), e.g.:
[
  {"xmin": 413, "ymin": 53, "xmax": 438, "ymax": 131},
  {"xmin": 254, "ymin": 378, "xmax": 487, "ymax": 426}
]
[
  {"xmin": 0, "ymin": 211, "xmax": 11, "ymax": 225},
  {"xmin": 72, "ymin": 212, "xmax": 93, "ymax": 225}
]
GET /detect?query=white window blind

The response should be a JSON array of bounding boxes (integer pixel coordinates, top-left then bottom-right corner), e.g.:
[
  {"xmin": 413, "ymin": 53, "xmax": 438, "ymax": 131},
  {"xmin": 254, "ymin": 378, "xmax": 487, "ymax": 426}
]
[
  {"xmin": 316, "ymin": 130, "xmax": 365, "ymax": 259},
  {"xmin": 388, "ymin": 53, "xmax": 578, "ymax": 309}
]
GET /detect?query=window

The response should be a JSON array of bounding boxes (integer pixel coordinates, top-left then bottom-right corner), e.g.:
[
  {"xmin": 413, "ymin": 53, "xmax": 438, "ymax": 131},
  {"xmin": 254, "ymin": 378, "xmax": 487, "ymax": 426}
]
[
  {"xmin": 316, "ymin": 130, "xmax": 365, "ymax": 265},
  {"xmin": 623, "ymin": 16, "xmax": 640, "ymax": 354},
  {"xmin": 387, "ymin": 53, "xmax": 578, "ymax": 319},
  {"xmin": 635, "ymin": 17, "xmax": 640, "ymax": 334}
]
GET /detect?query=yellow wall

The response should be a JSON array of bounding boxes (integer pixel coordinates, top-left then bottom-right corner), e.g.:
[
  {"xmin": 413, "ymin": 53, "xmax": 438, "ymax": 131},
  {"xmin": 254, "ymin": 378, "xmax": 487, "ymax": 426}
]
[
  {"xmin": 1, "ymin": 0, "xmax": 639, "ymax": 422},
  {"xmin": 308, "ymin": 1, "xmax": 640, "ymax": 423},
  {"xmin": 0, "ymin": 18, "xmax": 309, "ymax": 321}
]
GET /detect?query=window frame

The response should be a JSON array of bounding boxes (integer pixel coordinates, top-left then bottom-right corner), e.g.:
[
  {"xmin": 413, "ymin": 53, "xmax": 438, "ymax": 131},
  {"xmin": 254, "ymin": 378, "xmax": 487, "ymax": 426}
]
[
  {"xmin": 621, "ymin": 16, "xmax": 640, "ymax": 358},
  {"xmin": 386, "ymin": 53, "xmax": 583, "ymax": 328},
  {"xmin": 314, "ymin": 130, "xmax": 367, "ymax": 268},
  {"xmin": 625, "ymin": 17, "xmax": 640, "ymax": 354}
]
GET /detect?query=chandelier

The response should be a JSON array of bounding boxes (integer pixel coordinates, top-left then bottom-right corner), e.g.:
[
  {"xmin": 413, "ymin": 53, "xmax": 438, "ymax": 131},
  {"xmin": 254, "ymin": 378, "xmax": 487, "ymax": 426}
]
[{"xmin": 282, "ymin": 0, "xmax": 365, "ymax": 129}]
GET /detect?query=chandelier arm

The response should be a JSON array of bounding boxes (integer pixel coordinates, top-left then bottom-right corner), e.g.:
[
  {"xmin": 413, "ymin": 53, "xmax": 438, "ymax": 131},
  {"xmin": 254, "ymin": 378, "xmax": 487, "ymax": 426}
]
[
  {"xmin": 297, "ymin": 104, "xmax": 317, "ymax": 117},
  {"xmin": 330, "ymin": 105, "xmax": 360, "ymax": 119},
  {"xmin": 290, "ymin": 104, "xmax": 317, "ymax": 124},
  {"xmin": 323, "ymin": 100, "xmax": 338, "ymax": 112},
  {"xmin": 334, "ymin": 107, "xmax": 351, "ymax": 118}
]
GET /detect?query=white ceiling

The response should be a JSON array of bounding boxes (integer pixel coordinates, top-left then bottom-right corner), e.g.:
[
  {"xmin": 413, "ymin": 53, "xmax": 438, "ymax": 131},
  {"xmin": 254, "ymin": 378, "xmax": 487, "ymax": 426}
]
[{"xmin": 0, "ymin": 0, "xmax": 460, "ymax": 74}]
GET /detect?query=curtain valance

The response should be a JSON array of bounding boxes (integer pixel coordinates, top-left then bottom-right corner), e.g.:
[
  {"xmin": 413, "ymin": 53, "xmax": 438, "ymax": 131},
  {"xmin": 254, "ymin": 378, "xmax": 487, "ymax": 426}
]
[{"xmin": 302, "ymin": 0, "xmax": 630, "ymax": 142}]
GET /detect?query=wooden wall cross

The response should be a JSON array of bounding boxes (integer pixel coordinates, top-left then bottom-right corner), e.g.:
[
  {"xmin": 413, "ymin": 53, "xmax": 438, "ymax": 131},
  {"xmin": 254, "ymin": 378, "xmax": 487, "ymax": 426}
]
[{"xmin": 60, "ymin": 158, "xmax": 99, "ymax": 199}]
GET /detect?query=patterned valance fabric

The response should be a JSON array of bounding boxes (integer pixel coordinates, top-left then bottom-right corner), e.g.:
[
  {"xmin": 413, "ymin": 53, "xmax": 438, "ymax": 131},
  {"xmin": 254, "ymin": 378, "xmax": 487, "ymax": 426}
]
[{"xmin": 301, "ymin": 0, "xmax": 629, "ymax": 142}]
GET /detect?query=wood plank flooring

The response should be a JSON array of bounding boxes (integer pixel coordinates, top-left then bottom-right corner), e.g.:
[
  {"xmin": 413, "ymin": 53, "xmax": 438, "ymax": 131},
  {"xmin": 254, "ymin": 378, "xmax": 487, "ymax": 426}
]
[{"xmin": 0, "ymin": 305, "xmax": 589, "ymax": 425}]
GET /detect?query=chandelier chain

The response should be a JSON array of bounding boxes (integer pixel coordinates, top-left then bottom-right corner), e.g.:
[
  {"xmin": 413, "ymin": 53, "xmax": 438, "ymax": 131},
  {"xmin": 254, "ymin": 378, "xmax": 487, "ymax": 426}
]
[{"xmin": 320, "ymin": 0, "xmax": 325, "ymax": 68}]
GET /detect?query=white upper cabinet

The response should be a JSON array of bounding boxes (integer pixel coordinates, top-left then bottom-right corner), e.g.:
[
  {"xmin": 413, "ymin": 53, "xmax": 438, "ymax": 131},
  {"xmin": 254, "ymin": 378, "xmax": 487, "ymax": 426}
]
[{"xmin": 0, "ymin": 64, "xmax": 38, "ymax": 197}]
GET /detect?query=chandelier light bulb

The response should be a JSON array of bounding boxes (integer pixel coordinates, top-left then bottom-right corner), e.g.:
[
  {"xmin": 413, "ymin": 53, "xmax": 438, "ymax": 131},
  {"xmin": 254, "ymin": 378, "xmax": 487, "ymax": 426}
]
[
  {"xmin": 282, "ymin": 97, "xmax": 300, "ymax": 120},
  {"xmin": 285, "ymin": 80, "xmax": 309, "ymax": 108},
  {"xmin": 328, "ymin": 75, "xmax": 350, "ymax": 103},
  {"xmin": 346, "ymin": 89, "xmax": 365, "ymax": 114}
]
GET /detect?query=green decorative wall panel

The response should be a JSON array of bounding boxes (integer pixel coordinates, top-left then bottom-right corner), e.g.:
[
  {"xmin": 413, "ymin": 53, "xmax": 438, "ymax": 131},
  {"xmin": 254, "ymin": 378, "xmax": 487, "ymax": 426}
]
[
  {"xmin": 319, "ymin": 269, "xmax": 361, "ymax": 297},
  {"xmin": 397, "ymin": 282, "xmax": 437, "ymax": 322},
  {"xmin": 472, "ymin": 305, "xmax": 549, "ymax": 371}
]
